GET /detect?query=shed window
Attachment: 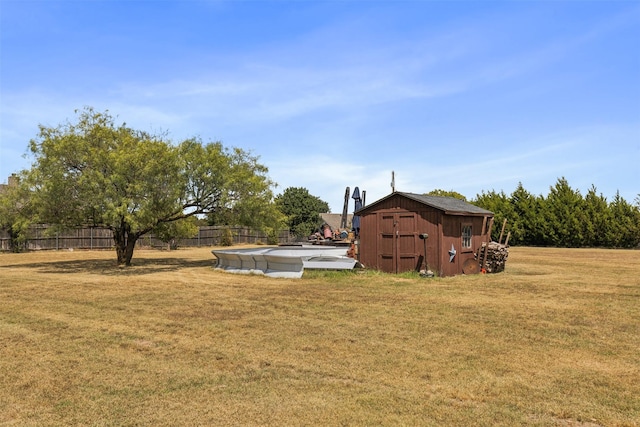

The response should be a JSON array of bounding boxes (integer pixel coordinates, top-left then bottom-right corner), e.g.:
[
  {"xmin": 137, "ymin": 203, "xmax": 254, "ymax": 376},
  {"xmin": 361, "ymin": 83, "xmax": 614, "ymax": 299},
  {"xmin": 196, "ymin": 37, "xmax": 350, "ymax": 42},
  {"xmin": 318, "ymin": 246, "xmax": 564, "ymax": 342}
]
[{"xmin": 462, "ymin": 225, "xmax": 472, "ymax": 248}]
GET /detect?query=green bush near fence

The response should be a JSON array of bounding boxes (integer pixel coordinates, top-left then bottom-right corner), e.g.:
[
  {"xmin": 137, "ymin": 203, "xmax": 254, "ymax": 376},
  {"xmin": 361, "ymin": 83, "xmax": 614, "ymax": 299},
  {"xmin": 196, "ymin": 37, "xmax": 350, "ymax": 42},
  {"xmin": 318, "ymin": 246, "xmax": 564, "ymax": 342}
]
[{"xmin": 220, "ymin": 228, "xmax": 234, "ymax": 247}]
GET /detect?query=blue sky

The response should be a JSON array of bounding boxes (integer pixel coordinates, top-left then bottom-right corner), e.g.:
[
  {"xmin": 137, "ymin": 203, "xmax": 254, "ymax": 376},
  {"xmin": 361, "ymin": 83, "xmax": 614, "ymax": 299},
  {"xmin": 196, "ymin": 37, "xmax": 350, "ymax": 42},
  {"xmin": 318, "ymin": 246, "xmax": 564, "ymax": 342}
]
[{"xmin": 1, "ymin": 0, "xmax": 639, "ymax": 212}]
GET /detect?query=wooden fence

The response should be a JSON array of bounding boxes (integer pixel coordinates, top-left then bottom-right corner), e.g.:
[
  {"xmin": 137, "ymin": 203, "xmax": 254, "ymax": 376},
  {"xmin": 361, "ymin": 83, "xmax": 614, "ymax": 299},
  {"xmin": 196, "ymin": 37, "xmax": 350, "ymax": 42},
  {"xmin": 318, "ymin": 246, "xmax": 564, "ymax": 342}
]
[{"xmin": 0, "ymin": 225, "xmax": 293, "ymax": 252}]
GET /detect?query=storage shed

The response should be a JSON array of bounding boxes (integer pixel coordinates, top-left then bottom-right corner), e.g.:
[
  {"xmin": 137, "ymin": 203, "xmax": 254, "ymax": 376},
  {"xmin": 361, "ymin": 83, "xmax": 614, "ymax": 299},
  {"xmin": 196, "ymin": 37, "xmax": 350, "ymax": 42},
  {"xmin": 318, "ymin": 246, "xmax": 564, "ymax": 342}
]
[{"xmin": 355, "ymin": 192, "xmax": 494, "ymax": 277}]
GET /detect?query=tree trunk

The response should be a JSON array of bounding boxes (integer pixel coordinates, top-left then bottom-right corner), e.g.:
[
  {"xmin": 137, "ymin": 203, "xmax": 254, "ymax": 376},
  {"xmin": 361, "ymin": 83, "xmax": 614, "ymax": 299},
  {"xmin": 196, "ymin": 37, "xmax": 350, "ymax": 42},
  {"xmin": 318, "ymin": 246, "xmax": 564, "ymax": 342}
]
[
  {"xmin": 9, "ymin": 229, "xmax": 23, "ymax": 253},
  {"xmin": 113, "ymin": 224, "xmax": 139, "ymax": 266}
]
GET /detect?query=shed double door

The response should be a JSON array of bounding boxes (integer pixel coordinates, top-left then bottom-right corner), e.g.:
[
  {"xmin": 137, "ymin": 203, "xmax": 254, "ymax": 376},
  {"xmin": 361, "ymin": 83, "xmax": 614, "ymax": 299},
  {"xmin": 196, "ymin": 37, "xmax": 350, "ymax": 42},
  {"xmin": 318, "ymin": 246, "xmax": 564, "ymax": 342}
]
[{"xmin": 379, "ymin": 212, "xmax": 418, "ymax": 273}]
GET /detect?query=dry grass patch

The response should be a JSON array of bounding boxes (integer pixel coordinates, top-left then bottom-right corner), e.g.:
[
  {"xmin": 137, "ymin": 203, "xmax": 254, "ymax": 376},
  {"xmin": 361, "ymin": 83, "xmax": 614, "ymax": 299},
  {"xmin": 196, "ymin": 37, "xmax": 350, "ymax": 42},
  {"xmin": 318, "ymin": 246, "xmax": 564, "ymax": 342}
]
[{"xmin": 1, "ymin": 246, "xmax": 639, "ymax": 426}]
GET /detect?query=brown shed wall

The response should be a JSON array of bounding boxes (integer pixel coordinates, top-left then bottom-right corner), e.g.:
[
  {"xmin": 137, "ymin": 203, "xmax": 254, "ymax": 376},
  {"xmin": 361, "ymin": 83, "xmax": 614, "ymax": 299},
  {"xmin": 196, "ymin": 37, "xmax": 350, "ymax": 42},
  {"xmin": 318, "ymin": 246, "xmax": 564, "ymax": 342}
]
[
  {"xmin": 438, "ymin": 215, "xmax": 488, "ymax": 277},
  {"xmin": 357, "ymin": 194, "xmax": 491, "ymax": 277}
]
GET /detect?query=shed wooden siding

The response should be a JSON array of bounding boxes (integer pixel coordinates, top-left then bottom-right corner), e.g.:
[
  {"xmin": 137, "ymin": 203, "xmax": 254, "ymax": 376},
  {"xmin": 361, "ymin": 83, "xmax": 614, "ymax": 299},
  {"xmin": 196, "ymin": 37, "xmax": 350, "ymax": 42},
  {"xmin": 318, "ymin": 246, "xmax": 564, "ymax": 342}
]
[
  {"xmin": 359, "ymin": 206, "xmax": 441, "ymax": 274},
  {"xmin": 438, "ymin": 214, "xmax": 488, "ymax": 277},
  {"xmin": 357, "ymin": 193, "xmax": 492, "ymax": 277},
  {"xmin": 359, "ymin": 195, "xmax": 443, "ymax": 274}
]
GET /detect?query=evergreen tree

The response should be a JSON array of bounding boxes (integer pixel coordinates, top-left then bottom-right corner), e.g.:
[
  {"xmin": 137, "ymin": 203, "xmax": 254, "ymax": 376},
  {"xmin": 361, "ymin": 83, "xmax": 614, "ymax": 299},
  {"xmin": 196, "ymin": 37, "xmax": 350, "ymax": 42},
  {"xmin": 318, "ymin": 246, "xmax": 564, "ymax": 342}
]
[
  {"xmin": 583, "ymin": 186, "xmax": 610, "ymax": 247},
  {"xmin": 475, "ymin": 178, "xmax": 638, "ymax": 248},
  {"xmin": 473, "ymin": 190, "xmax": 513, "ymax": 242},
  {"xmin": 509, "ymin": 183, "xmax": 544, "ymax": 246},
  {"xmin": 607, "ymin": 192, "xmax": 640, "ymax": 248}
]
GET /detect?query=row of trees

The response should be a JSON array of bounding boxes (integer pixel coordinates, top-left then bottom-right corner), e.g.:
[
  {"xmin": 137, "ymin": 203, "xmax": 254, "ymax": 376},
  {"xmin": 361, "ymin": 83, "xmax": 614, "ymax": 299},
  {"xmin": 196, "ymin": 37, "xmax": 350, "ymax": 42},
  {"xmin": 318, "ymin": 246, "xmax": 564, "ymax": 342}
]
[
  {"xmin": 2, "ymin": 108, "xmax": 637, "ymax": 267},
  {"xmin": 0, "ymin": 108, "xmax": 330, "ymax": 265},
  {"xmin": 471, "ymin": 179, "xmax": 640, "ymax": 248}
]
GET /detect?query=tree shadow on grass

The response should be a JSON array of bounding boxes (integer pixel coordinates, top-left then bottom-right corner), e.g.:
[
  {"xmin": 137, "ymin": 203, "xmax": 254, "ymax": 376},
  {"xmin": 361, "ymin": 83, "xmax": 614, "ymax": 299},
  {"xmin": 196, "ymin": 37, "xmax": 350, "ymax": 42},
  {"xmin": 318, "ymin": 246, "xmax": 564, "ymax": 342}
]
[{"xmin": 0, "ymin": 257, "xmax": 216, "ymax": 276}]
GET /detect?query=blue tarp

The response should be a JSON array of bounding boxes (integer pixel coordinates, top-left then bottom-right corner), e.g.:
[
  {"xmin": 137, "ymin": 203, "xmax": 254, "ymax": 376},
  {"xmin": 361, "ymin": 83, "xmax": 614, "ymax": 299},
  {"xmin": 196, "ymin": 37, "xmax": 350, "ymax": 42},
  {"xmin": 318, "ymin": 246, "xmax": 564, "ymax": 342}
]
[{"xmin": 352, "ymin": 187, "xmax": 362, "ymax": 235}]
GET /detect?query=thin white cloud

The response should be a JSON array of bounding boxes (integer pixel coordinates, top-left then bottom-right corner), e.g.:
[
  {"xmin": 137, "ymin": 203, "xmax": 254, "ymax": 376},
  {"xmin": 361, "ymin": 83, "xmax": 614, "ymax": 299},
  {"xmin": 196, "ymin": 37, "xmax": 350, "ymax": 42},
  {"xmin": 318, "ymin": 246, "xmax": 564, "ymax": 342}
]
[{"xmin": 266, "ymin": 122, "xmax": 639, "ymax": 211}]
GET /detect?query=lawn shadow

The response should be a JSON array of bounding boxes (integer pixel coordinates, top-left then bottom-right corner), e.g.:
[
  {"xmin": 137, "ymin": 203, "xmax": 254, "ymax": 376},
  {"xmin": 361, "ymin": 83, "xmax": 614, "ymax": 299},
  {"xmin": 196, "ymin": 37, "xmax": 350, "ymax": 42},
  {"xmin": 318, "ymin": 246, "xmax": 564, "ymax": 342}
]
[{"xmin": 0, "ymin": 256, "xmax": 215, "ymax": 276}]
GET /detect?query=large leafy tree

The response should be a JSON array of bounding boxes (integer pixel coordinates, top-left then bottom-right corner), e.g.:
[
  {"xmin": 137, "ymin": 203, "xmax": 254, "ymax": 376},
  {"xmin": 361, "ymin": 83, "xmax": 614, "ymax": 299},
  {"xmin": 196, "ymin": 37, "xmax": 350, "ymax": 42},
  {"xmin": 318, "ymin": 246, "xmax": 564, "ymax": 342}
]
[
  {"xmin": 275, "ymin": 187, "xmax": 329, "ymax": 238},
  {"xmin": 26, "ymin": 107, "xmax": 278, "ymax": 266},
  {"xmin": 0, "ymin": 173, "xmax": 32, "ymax": 252},
  {"xmin": 206, "ymin": 147, "xmax": 285, "ymax": 235},
  {"xmin": 426, "ymin": 189, "xmax": 467, "ymax": 201}
]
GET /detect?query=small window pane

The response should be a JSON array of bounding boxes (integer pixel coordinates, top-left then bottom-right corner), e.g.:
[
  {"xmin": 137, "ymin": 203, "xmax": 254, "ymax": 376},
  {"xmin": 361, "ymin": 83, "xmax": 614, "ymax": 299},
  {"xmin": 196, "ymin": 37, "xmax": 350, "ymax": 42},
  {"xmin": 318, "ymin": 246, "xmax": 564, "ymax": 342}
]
[{"xmin": 462, "ymin": 225, "xmax": 472, "ymax": 248}]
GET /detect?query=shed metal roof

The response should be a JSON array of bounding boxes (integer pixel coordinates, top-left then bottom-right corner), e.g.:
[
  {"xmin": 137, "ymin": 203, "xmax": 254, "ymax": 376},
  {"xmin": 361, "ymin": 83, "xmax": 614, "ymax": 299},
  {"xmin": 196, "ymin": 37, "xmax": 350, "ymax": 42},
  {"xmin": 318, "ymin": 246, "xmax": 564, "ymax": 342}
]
[{"xmin": 356, "ymin": 191, "xmax": 493, "ymax": 216}]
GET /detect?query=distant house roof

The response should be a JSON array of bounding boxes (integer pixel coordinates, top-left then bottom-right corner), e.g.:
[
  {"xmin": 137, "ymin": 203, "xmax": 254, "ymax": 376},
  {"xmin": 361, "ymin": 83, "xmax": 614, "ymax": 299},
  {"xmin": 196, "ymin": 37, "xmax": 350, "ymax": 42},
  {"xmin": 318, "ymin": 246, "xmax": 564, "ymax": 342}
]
[
  {"xmin": 320, "ymin": 213, "xmax": 352, "ymax": 230},
  {"xmin": 356, "ymin": 192, "xmax": 493, "ymax": 217}
]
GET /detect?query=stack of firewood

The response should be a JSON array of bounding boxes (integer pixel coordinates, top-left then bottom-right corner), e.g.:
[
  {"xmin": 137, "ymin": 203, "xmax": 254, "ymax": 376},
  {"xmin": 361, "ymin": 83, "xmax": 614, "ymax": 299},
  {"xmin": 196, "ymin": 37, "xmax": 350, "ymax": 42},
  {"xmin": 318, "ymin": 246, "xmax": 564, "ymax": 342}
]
[{"xmin": 476, "ymin": 241, "xmax": 509, "ymax": 273}]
